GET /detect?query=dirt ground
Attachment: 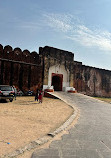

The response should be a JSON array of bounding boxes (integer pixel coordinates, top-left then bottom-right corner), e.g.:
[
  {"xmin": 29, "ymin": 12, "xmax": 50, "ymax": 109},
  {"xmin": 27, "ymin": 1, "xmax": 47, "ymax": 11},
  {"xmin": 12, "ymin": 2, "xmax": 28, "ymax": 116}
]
[{"xmin": 0, "ymin": 96, "xmax": 73, "ymax": 157}]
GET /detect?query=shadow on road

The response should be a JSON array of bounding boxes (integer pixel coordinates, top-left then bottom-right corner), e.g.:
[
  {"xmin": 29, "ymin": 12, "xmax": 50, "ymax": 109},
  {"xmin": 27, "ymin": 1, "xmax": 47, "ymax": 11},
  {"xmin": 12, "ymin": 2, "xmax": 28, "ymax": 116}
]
[{"xmin": 0, "ymin": 99, "xmax": 7, "ymax": 103}]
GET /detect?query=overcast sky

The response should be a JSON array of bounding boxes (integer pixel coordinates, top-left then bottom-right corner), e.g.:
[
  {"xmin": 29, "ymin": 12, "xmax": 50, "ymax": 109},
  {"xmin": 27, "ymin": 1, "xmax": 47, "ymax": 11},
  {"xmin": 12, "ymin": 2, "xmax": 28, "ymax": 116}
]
[{"xmin": 0, "ymin": 0, "xmax": 111, "ymax": 70}]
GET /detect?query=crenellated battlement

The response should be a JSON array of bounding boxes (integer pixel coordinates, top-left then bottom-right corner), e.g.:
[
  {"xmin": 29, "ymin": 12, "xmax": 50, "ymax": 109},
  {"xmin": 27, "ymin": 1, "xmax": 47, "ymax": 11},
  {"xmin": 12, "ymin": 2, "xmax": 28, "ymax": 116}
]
[
  {"xmin": 0, "ymin": 44, "xmax": 43, "ymax": 93},
  {"xmin": 0, "ymin": 44, "xmax": 41, "ymax": 65}
]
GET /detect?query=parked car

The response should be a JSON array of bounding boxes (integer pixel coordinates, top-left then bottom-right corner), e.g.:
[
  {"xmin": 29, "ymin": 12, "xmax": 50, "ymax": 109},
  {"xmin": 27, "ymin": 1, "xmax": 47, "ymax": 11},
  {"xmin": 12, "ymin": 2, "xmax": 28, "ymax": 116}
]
[
  {"xmin": 26, "ymin": 90, "xmax": 33, "ymax": 96},
  {"xmin": 17, "ymin": 90, "xmax": 24, "ymax": 96},
  {"xmin": 0, "ymin": 85, "xmax": 14, "ymax": 102}
]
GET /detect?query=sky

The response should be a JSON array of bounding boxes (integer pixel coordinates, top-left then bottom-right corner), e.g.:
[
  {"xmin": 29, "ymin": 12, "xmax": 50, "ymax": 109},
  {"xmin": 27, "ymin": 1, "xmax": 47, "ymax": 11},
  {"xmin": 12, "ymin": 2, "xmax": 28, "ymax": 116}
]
[{"xmin": 0, "ymin": 0, "xmax": 111, "ymax": 70}]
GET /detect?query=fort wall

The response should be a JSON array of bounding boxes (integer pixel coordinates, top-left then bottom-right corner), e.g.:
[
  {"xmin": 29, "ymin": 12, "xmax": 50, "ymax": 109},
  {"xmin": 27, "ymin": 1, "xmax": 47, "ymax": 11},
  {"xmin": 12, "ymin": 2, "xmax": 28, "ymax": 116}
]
[
  {"xmin": 0, "ymin": 44, "xmax": 43, "ymax": 93},
  {"xmin": 73, "ymin": 62, "xmax": 111, "ymax": 97},
  {"xmin": 1, "ymin": 44, "xmax": 111, "ymax": 97}
]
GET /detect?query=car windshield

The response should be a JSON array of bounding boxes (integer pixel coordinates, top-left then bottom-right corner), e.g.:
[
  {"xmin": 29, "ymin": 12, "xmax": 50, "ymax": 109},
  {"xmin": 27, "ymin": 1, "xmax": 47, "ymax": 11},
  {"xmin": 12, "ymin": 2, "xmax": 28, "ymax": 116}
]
[{"xmin": 0, "ymin": 86, "xmax": 12, "ymax": 91}]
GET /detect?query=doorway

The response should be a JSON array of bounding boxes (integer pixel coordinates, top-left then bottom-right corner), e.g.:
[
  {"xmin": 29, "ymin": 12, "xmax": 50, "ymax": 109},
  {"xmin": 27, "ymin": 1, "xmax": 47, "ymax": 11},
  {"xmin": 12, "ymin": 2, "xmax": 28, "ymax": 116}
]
[{"xmin": 51, "ymin": 73, "xmax": 63, "ymax": 91}]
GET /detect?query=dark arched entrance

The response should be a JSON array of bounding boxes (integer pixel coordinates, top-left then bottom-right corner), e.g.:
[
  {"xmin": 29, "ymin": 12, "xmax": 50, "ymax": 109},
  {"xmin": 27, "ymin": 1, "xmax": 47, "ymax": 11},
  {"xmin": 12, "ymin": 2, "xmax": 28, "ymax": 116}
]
[{"xmin": 51, "ymin": 73, "xmax": 63, "ymax": 91}]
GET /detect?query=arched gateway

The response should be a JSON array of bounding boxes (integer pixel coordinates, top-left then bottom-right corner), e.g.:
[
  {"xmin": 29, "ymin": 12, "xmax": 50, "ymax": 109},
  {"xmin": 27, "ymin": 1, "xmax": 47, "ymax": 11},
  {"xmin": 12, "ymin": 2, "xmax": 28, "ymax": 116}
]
[
  {"xmin": 52, "ymin": 74, "xmax": 63, "ymax": 91},
  {"xmin": 48, "ymin": 65, "xmax": 69, "ymax": 91},
  {"xmin": 40, "ymin": 46, "xmax": 75, "ymax": 92}
]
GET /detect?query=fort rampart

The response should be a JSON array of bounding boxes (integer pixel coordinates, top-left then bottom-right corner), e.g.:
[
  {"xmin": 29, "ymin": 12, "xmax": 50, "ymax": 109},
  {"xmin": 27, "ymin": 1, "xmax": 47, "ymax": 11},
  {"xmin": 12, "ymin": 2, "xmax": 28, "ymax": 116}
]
[
  {"xmin": 0, "ymin": 44, "xmax": 43, "ymax": 93},
  {"xmin": 74, "ymin": 61, "xmax": 111, "ymax": 97},
  {"xmin": 0, "ymin": 44, "xmax": 111, "ymax": 97}
]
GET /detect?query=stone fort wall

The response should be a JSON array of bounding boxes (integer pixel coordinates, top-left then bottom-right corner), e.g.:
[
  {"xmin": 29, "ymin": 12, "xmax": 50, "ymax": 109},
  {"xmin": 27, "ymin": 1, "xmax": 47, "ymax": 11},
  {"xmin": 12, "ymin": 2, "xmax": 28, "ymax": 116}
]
[
  {"xmin": 39, "ymin": 46, "xmax": 111, "ymax": 97},
  {"xmin": 0, "ymin": 44, "xmax": 43, "ymax": 93},
  {"xmin": 0, "ymin": 44, "xmax": 111, "ymax": 97},
  {"xmin": 74, "ymin": 61, "xmax": 111, "ymax": 97}
]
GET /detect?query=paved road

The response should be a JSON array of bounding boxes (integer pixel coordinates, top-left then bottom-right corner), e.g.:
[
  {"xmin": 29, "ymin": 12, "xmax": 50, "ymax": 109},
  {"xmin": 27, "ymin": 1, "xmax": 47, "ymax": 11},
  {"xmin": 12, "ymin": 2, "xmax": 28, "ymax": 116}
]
[{"xmin": 32, "ymin": 92, "xmax": 111, "ymax": 158}]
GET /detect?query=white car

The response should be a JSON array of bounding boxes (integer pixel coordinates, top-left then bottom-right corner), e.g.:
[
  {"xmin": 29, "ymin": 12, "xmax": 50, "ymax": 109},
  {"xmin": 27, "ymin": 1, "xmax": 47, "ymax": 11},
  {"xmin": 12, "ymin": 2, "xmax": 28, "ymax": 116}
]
[{"xmin": 0, "ymin": 85, "xmax": 15, "ymax": 102}]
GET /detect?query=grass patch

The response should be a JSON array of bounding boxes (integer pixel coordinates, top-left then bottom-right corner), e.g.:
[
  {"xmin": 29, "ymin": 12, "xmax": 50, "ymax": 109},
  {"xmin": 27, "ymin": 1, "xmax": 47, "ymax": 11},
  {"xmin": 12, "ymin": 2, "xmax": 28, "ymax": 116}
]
[{"xmin": 93, "ymin": 97, "xmax": 111, "ymax": 103}]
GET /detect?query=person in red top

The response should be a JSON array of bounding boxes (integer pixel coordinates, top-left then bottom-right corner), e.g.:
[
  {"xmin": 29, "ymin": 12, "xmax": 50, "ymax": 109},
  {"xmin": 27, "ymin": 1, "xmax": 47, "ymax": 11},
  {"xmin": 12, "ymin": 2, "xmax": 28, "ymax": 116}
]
[{"xmin": 38, "ymin": 89, "xmax": 43, "ymax": 103}]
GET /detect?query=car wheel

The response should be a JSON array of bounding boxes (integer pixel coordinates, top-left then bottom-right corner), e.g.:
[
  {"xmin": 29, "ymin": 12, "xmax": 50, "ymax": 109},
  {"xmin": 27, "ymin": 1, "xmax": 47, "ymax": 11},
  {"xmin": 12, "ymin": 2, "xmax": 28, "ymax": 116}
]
[{"xmin": 10, "ymin": 99, "xmax": 13, "ymax": 102}]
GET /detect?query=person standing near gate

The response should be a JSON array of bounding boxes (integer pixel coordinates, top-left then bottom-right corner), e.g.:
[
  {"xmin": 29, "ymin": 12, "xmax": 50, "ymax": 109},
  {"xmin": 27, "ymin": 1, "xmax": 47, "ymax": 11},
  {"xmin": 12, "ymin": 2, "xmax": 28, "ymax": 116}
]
[
  {"xmin": 38, "ymin": 88, "xmax": 43, "ymax": 103},
  {"xmin": 35, "ymin": 87, "xmax": 39, "ymax": 102},
  {"xmin": 13, "ymin": 86, "xmax": 17, "ymax": 100}
]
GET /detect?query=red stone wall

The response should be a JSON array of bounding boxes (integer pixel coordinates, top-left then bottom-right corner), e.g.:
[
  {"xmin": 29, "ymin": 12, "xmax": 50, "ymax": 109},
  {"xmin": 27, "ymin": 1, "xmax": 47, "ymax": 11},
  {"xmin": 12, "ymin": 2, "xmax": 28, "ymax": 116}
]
[
  {"xmin": 0, "ymin": 44, "xmax": 43, "ymax": 93},
  {"xmin": 4, "ymin": 61, "xmax": 11, "ymax": 85},
  {"xmin": 73, "ymin": 62, "xmax": 111, "ymax": 97},
  {"xmin": 12, "ymin": 63, "xmax": 20, "ymax": 89}
]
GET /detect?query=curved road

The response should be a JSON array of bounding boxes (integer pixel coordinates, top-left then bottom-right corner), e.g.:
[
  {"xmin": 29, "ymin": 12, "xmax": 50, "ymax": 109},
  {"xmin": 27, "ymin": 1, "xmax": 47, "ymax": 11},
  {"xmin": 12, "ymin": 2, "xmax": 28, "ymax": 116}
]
[{"xmin": 32, "ymin": 92, "xmax": 111, "ymax": 158}]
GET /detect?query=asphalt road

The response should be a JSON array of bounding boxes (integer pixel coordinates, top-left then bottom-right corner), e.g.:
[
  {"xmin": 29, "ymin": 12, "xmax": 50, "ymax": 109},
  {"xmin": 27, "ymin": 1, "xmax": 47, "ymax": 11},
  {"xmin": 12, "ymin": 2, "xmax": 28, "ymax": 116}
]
[{"xmin": 32, "ymin": 92, "xmax": 111, "ymax": 158}]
